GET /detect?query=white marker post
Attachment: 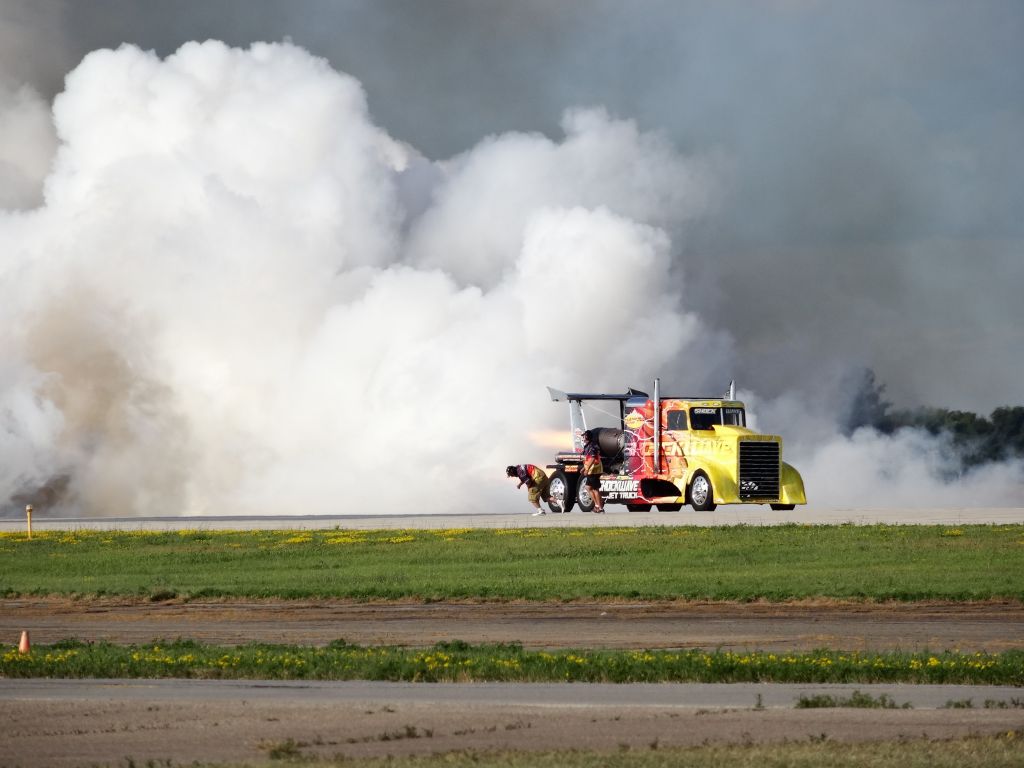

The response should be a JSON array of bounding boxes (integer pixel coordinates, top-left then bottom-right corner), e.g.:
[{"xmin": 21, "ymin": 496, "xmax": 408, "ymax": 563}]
[{"xmin": 25, "ymin": 505, "xmax": 32, "ymax": 540}]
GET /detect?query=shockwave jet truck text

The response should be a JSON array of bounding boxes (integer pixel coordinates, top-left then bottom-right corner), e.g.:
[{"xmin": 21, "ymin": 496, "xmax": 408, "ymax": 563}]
[{"xmin": 544, "ymin": 379, "xmax": 806, "ymax": 513}]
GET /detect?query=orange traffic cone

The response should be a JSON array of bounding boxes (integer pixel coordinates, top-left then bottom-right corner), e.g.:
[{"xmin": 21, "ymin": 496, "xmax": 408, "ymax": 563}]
[{"xmin": 18, "ymin": 630, "xmax": 30, "ymax": 654}]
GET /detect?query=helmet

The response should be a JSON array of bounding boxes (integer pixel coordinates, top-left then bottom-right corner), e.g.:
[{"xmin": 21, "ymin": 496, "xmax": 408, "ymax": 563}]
[{"xmin": 506, "ymin": 465, "xmax": 517, "ymax": 477}]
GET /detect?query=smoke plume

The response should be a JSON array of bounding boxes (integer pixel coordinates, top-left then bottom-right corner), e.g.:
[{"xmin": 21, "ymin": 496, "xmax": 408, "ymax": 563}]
[
  {"xmin": 1, "ymin": 41, "xmax": 726, "ymax": 514},
  {"xmin": 1, "ymin": 7, "xmax": 1021, "ymax": 515}
]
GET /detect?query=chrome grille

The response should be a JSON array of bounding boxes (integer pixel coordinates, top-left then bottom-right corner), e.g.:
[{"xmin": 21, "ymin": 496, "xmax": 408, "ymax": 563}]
[{"xmin": 738, "ymin": 441, "xmax": 780, "ymax": 500}]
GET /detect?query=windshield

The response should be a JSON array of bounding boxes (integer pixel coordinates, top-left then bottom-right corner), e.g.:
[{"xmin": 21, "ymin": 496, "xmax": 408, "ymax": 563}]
[
  {"xmin": 689, "ymin": 407, "xmax": 746, "ymax": 430},
  {"xmin": 724, "ymin": 407, "xmax": 746, "ymax": 426},
  {"xmin": 666, "ymin": 410, "xmax": 687, "ymax": 430}
]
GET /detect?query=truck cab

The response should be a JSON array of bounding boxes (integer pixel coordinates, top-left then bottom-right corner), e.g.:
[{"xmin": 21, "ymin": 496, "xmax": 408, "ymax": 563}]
[{"xmin": 545, "ymin": 380, "xmax": 806, "ymax": 513}]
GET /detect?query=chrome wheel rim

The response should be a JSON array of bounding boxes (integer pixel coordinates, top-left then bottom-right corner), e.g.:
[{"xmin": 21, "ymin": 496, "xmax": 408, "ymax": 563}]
[
  {"xmin": 578, "ymin": 482, "xmax": 592, "ymax": 508},
  {"xmin": 691, "ymin": 476, "xmax": 709, "ymax": 506},
  {"xmin": 549, "ymin": 477, "xmax": 566, "ymax": 511}
]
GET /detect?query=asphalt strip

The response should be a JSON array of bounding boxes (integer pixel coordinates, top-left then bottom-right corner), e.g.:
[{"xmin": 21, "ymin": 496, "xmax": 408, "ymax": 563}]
[{"xmin": 3, "ymin": 679, "xmax": 1022, "ymax": 709}]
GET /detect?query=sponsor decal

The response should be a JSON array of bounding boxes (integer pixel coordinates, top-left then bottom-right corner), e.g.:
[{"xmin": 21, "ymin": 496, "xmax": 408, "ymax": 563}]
[
  {"xmin": 563, "ymin": 464, "xmax": 578, "ymax": 472},
  {"xmin": 640, "ymin": 442, "xmax": 686, "ymax": 457},
  {"xmin": 599, "ymin": 477, "xmax": 641, "ymax": 500},
  {"xmin": 639, "ymin": 438, "xmax": 732, "ymax": 457},
  {"xmin": 624, "ymin": 411, "xmax": 645, "ymax": 430},
  {"xmin": 693, "ymin": 407, "xmax": 717, "ymax": 414}
]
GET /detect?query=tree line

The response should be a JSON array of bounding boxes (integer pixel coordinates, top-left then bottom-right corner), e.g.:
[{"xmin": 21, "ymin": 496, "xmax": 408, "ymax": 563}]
[{"xmin": 844, "ymin": 369, "xmax": 1024, "ymax": 470}]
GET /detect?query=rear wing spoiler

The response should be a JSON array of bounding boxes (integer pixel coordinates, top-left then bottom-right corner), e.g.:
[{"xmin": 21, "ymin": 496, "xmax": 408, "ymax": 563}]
[
  {"xmin": 546, "ymin": 387, "xmax": 649, "ymax": 402},
  {"xmin": 547, "ymin": 381, "xmax": 735, "ymax": 403}
]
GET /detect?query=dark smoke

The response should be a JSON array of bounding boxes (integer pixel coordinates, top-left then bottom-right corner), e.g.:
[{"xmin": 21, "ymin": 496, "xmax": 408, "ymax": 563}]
[{"xmin": 842, "ymin": 368, "xmax": 893, "ymax": 437}]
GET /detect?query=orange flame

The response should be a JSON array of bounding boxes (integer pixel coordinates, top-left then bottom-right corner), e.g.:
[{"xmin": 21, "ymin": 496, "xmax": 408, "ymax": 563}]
[{"xmin": 528, "ymin": 429, "xmax": 572, "ymax": 450}]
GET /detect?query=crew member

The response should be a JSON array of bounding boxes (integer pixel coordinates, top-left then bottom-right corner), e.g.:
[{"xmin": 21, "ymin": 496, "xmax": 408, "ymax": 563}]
[
  {"xmin": 581, "ymin": 430, "xmax": 605, "ymax": 513},
  {"xmin": 506, "ymin": 464, "xmax": 551, "ymax": 516}
]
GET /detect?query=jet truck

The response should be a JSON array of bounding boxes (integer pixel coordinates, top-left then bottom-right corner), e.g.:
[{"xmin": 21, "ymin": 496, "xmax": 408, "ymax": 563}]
[{"xmin": 544, "ymin": 379, "xmax": 806, "ymax": 513}]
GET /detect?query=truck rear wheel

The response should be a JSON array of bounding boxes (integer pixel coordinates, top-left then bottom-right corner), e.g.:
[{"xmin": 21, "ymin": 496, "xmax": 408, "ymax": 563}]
[
  {"xmin": 687, "ymin": 471, "xmax": 717, "ymax": 512},
  {"xmin": 576, "ymin": 477, "xmax": 597, "ymax": 513},
  {"xmin": 546, "ymin": 469, "xmax": 576, "ymax": 514}
]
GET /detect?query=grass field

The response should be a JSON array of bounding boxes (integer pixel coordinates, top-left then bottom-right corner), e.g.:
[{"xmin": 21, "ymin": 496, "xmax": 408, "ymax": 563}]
[
  {"xmin": 1, "ymin": 525, "xmax": 1022, "ymax": 601},
  {"xmin": 4, "ymin": 640, "xmax": 1022, "ymax": 685}
]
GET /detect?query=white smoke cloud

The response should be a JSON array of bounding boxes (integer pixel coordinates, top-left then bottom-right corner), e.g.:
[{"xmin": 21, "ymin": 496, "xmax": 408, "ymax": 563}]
[
  {"xmin": 0, "ymin": 361, "xmax": 65, "ymax": 502},
  {"xmin": 0, "ymin": 81, "xmax": 57, "ymax": 209},
  {"xmin": 0, "ymin": 39, "xmax": 1019, "ymax": 516},
  {"xmin": 405, "ymin": 108, "xmax": 718, "ymax": 287},
  {"xmin": 0, "ymin": 41, "xmax": 717, "ymax": 515},
  {"xmin": 796, "ymin": 427, "xmax": 1024, "ymax": 509}
]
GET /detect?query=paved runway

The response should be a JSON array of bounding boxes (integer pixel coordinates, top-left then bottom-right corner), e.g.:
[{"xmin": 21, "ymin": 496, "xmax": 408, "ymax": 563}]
[
  {"xmin": 4, "ymin": 678, "xmax": 1024, "ymax": 709},
  {"xmin": 2, "ymin": 507, "xmax": 1023, "ymax": 531}
]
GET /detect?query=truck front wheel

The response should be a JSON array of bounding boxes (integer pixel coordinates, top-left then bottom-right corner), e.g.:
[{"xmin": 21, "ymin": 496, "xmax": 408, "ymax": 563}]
[
  {"xmin": 546, "ymin": 469, "xmax": 576, "ymax": 514},
  {"xmin": 687, "ymin": 471, "xmax": 717, "ymax": 512}
]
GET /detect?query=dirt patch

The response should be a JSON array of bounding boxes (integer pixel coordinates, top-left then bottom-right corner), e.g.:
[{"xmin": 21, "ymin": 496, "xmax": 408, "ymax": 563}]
[
  {"xmin": 4, "ymin": 597, "xmax": 1023, "ymax": 651},
  {"xmin": 3, "ymin": 696, "xmax": 1023, "ymax": 767}
]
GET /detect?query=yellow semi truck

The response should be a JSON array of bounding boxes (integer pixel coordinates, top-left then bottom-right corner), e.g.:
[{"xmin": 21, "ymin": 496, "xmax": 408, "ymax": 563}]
[{"xmin": 545, "ymin": 379, "xmax": 806, "ymax": 513}]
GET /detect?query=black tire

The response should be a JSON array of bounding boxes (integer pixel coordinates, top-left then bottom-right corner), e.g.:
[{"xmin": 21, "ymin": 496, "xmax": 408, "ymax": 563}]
[
  {"xmin": 546, "ymin": 469, "xmax": 576, "ymax": 514},
  {"xmin": 687, "ymin": 471, "xmax": 717, "ymax": 512},
  {"xmin": 626, "ymin": 503, "xmax": 652, "ymax": 512},
  {"xmin": 576, "ymin": 476, "xmax": 597, "ymax": 513},
  {"xmin": 770, "ymin": 503, "xmax": 796, "ymax": 511},
  {"xmin": 656, "ymin": 504, "xmax": 683, "ymax": 512}
]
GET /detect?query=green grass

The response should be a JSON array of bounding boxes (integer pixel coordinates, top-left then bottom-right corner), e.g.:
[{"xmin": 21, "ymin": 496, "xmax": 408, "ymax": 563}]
[
  {"xmin": 134, "ymin": 733, "xmax": 1024, "ymax": 768},
  {"xmin": 1, "ymin": 525, "xmax": 1022, "ymax": 601},
  {"xmin": 4, "ymin": 640, "xmax": 1022, "ymax": 685}
]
